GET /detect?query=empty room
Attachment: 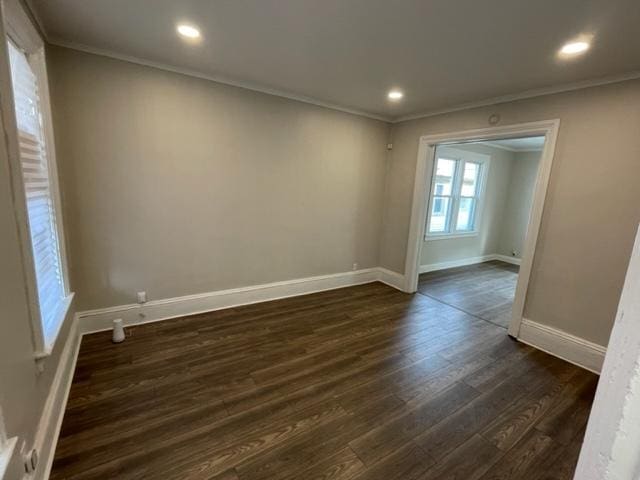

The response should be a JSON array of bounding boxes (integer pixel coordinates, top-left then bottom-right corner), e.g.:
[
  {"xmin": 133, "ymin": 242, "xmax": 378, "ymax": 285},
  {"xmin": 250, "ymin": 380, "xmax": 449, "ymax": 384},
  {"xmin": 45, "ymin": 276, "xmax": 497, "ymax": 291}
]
[
  {"xmin": 418, "ymin": 137, "xmax": 543, "ymax": 329},
  {"xmin": 1, "ymin": 1, "xmax": 640, "ymax": 480}
]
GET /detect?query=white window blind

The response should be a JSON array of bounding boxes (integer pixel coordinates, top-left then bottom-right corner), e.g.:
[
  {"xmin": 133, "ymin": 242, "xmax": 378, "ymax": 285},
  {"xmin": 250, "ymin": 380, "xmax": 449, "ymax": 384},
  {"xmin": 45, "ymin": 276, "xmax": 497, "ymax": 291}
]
[{"xmin": 7, "ymin": 40, "xmax": 65, "ymax": 341}]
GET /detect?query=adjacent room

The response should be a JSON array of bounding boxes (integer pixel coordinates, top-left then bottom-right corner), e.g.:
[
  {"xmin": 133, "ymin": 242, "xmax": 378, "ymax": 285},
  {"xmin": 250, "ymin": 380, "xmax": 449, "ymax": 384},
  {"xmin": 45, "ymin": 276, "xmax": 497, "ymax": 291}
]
[
  {"xmin": 1, "ymin": 1, "xmax": 640, "ymax": 480},
  {"xmin": 418, "ymin": 137, "xmax": 543, "ymax": 328}
]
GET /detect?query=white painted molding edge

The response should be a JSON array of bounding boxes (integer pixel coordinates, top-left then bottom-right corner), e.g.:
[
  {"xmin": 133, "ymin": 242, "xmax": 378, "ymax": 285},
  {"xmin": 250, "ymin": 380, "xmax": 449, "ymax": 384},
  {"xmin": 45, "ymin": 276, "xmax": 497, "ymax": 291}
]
[
  {"xmin": 47, "ymin": 38, "xmax": 391, "ymax": 123},
  {"xmin": 394, "ymin": 71, "xmax": 640, "ymax": 123},
  {"xmin": 378, "ymin": 268, "xmax": 406, "ymax": 291},
  {"xmin": 40, "ymin": 33, "xmax": 640, "ymax": 125},
  {"xmin": 419, "ymin": 253, "xmax": 521, "ymax": 273},
  {"xmin": 420, "ymin": 254, "xmax": 495, "ymax": 273},
  {"xmin": 492, "ymin": 254, "xmax": 522, "ymax": 266},
  {"xmin": 33, "ymin": 316, "xmax": 81, "ymax": 480},
  {"xmin": 518, "ymin": 318, "xmax": 606, "ymax": 374},
  {"xmin": 77, "ymin": 268, "xmax": 404, "ymax": 334}
]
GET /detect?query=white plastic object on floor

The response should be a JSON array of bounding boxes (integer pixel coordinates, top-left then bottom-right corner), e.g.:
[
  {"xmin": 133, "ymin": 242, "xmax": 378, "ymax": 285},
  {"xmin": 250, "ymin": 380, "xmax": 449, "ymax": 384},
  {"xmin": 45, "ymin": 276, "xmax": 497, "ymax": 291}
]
[{"xmin": 112, "ymin": 318, "xmax": 125, "ymax": 343}]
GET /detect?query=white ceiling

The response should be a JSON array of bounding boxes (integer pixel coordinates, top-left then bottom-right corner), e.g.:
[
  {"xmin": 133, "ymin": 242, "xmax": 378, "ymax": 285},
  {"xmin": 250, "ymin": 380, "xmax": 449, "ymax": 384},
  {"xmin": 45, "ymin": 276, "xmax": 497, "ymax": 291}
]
[
  {"xmin": 28, "ymin": 0, "xmax": 640, "ymax": 121},
  {"xmin": 481, "ymin": 137, "xmax": 546, "ymax": 152}
]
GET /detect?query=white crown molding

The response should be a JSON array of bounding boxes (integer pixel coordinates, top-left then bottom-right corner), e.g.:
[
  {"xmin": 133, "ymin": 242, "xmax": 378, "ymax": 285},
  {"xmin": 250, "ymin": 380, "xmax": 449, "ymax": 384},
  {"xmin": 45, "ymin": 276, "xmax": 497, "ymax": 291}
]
[
  {"xmin": 393, "ymin": 71, "xmax": 640, "ymax": 123},
  {"xmin": 47, "ymin": 38, "xmax": 393, "ymax": 123},
  {"xmin": 43, "ymin": 39, "xmax": 640, "ymax": 128}
]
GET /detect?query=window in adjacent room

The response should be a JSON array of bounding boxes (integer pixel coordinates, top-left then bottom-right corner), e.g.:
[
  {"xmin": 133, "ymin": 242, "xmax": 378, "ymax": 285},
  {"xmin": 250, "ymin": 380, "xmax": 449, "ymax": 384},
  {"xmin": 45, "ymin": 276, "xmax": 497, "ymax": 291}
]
[
  {"xmin": 426, "ymin": 155, "xmax": 487, "ymax": 238},
  {"xmin": 5, "ymin": 2, "xmax": 72, "ymax": 356}
]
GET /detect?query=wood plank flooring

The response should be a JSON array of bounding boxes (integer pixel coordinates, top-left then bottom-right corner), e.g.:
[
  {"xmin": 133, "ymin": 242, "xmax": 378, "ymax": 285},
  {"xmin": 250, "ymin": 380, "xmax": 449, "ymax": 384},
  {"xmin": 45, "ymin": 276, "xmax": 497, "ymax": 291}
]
[
  {"xmin": 418, "ymin": 260, "xmax": 520, "ymax": 328},
  {"xmin": 51, "ymin": 280, "xmax": 597, "ymax": 480}
]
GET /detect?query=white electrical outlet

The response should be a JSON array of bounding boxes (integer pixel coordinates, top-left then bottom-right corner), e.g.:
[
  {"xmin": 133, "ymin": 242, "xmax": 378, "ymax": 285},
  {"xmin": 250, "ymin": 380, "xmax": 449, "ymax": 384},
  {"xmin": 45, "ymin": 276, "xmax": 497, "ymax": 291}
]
[
  {"xmin": 137, "ymin": 291, "xmax": 147, "ymax": 303},
  {"xmin": 352, "ymin": 263, "xmax": 359, "ymax": 271}
]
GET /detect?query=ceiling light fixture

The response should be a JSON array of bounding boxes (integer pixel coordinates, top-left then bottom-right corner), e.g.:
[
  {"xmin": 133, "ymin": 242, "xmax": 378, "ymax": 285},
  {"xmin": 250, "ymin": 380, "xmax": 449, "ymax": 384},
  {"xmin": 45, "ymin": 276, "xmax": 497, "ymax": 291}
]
[
  {"xmin": 559, "ymin": 40, "xmax": 590, "ymax": 56},
  {"xmin": 388, "ymin": 90, "xmax": 404, "ymax": 101},
  {"xmin": 177, "ymin": 24, "xmax": 201, "ymax": 39}
]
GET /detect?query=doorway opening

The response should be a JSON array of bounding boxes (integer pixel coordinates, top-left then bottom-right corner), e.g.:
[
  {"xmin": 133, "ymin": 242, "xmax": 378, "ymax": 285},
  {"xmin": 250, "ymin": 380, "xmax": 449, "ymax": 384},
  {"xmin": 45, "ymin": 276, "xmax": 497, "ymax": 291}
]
[{"xmin": 403, "ymin": 120, "xmax": 560, "ymax": 337}]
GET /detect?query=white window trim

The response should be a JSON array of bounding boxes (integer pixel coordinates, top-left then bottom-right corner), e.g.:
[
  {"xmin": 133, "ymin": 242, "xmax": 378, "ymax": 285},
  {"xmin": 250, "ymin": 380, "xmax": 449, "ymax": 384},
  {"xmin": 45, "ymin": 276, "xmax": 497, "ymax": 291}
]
[
  {"xmin": 424, "ymin": 151, "xmax": 490, "ymax": 240},
  {"xmin": 2, "ymin": 0, "xmax": 72, "ymax": 358}
]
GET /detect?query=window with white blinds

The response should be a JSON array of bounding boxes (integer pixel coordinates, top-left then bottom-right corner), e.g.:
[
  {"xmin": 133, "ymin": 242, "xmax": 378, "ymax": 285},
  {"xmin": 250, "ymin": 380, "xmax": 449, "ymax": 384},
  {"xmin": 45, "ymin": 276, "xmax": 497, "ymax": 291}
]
[{"xmin": 7, "ymin": 40, "xmax": 66, "ymax": 343}]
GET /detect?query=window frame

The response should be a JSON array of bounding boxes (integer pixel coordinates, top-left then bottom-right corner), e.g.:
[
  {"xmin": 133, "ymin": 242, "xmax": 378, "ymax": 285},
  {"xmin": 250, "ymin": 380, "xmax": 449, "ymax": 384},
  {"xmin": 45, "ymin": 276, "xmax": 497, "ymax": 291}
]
[
  {"xmin": 425, "ymin": 152, "xmax": 489, "ymax": 240},
  {"xmin": 3, "ymin": 0, "xmax": 72, "ymax": 357}
]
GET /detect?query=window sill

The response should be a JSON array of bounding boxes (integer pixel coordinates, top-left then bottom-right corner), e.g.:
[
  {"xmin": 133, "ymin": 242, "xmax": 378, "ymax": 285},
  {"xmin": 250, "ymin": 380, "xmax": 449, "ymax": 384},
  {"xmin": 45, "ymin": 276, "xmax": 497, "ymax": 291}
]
[
  {"xmin": 35, "ymin": 292, "xmax": 74, "ymax": 360},
  {"xmin": 425, "ymin": 232, "xmax": 479, "ymax": 241}
]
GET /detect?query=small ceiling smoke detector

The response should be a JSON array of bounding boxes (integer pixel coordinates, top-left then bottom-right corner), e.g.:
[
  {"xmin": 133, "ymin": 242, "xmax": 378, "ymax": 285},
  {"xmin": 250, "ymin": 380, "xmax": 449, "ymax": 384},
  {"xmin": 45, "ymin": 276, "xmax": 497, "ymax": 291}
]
[
  {"xmin": 177, "ymin": 24, "xmax": 201, "ymax": 40},
  {"xmin": 388, "ymin": 90, "xmax": 404, "ymax": 101}
]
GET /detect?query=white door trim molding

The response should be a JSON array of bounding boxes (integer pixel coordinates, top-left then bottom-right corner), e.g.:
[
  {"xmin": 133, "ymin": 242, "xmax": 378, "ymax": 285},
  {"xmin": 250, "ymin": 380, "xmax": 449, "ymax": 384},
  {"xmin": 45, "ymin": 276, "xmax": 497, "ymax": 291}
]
[
  {"xmin": 518, "ymin": 318, "xmax": 606, "ymax": 374},
  {"xmin": 403, "ymin": 119, "xmax": 560, "ymax": 338},
  {"xmin": 77, "ymin": 268, "xmax": 402, "ymax": 334}
]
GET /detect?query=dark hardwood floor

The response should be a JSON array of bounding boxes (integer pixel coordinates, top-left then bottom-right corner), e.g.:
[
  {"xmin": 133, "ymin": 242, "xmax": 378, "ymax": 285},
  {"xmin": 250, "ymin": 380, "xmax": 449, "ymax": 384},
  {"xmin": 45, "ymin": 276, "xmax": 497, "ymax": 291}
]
[
  {"xmin": 418, "ymin": 260, "xmax": 520, "ymax": 328},
  {"xmin": 52, "ymin": 280, "xmax": 597, "ymax": 480}
]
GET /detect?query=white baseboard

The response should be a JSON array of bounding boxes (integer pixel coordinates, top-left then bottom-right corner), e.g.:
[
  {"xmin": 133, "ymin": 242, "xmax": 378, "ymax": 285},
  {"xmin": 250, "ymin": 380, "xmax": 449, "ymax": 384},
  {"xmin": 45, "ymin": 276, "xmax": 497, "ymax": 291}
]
[
  {"xmin": 34, "ymin": 317, "xmax": 81, "ymax": 480},
  {"xmin": 377, "ymin": 268, "xmax": 406, "ymax": 291},
  {"xmin": 492, "ymin": 254, "xmax": 522, "ymax": 266},
  {"xmin": 420, "ymin": 253, "xmax": 522, "ymax": 273},
  {"xmin": 77, "ymin": 268, "xmax": 403, "ymax": 334},
  {"xmin": 518, "ymin": 318, "xmax": 606, "ymax": 374},
  {"xmin": 419, "ymin": 254, "xmax": 496, "ymax": 273}
]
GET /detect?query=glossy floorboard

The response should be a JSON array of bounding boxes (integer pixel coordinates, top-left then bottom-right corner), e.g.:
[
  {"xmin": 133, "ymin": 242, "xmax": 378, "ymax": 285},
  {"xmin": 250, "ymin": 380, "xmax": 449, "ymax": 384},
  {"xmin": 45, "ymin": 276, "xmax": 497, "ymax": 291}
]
[
  {"xmin": 418, "ymin": 260, "xmax": 520, "ymax": 328},
  {"xmin": 52, "ymin": 280, "xmax": 597, "ymax": 480}
]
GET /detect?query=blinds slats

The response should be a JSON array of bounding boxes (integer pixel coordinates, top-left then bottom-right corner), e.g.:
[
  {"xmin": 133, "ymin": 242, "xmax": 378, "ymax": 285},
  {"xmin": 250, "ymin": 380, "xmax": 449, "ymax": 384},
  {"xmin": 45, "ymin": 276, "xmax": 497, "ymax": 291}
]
[{"xmin": 8, "ymin": 40, "xmax": 65, "ymax": 339}]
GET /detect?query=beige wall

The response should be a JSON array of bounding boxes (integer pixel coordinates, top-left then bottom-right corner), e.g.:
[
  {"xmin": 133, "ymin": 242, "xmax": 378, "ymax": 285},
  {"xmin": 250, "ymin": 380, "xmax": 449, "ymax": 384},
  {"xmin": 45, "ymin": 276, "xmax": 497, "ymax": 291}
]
[
  {"xmin": 0, "ymin": 18, "xmax": 75, "ymax": 454},
  {"xmin": 47, "ymin": 46, "xmax": 390, "ymax": 311},
  {"xmin": 420, "ymin": 144, "xmax": 514, "ymax": 266},
  {"xmin": 498, "ymin": 151, "xmax": 541, "ymax": 258},
  {"xmin": 380, "ymin": 79, "xmax": 640, "ymax": 346},
  {"xmin": 43, "ymin": 45, "xmax": 640, "ymax": 348}
]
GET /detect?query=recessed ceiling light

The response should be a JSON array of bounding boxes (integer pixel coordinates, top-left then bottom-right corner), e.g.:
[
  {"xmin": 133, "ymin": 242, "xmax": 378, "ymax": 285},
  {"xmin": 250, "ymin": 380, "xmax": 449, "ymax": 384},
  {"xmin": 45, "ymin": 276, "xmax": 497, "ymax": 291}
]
[
  {"xmin": 388, "ymin": 90, "xmax": 404, "ymax": 101},
  {"xmin": 559, "ymin": 41, "xmax": 590, "ymax": 56},
  {"xmin": 177, "ymin": 24, "xmax": 201, "ymax": 39}
]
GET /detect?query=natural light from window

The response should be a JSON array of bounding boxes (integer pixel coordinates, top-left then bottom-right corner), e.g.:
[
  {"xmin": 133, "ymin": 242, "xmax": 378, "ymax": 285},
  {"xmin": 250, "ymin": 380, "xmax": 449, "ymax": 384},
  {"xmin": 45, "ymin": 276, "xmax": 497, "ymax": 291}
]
[
  {"xmin": 427, "ymin": 155, "xmax": 485, "ymax": 237},
  {"xmin": 7, "ymin": 40, "xmax": 67, "ymax": 349}
]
